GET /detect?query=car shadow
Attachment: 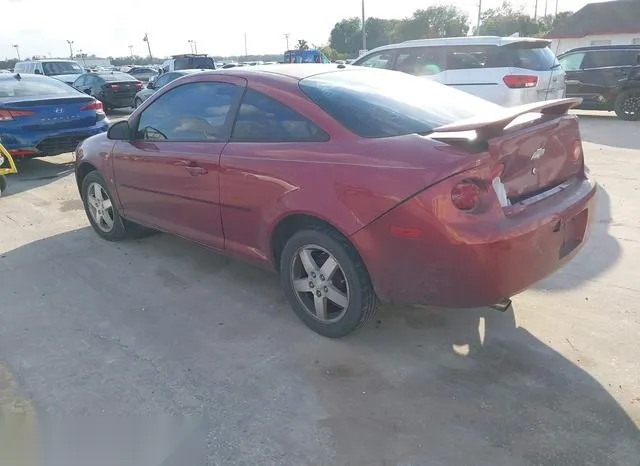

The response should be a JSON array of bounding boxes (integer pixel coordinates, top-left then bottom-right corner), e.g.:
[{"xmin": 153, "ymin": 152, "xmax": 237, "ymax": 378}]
[
  {"xmin": 574, "ymin": 112, "xmax": 640, "ymax": 150},
  {"xmin": 1, "ymin": 228, "xmax": 638, "ymax": 465},
  {"xmin": 534, "ymin": 184, "xmax": 620, "ymax": 291},
  {"xmin": 2, "ymin": 156, "xmax": 75, "ymax": 197}
]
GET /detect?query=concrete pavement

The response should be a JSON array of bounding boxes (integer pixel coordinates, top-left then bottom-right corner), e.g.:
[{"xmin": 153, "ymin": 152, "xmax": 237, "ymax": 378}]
[{"xmin": 0, "ymin": 111, "xmax": 638, "ymax": 465}]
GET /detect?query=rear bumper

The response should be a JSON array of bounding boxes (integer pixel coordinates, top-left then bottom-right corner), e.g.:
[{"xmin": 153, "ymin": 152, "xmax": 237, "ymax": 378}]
[
  {"xmin": 351, "ymin": 176, "xmax": 597, "ymax": 308},
  {"xmin": 101, "ymin": 94, "xmax": 136, "ymax": 108},
  {"xmin": 0, "ymin": 120, "xmax": 109, "ymax": 157}
]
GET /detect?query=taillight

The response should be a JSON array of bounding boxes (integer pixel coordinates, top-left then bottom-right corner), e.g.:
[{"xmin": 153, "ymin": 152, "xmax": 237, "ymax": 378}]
[
  {"xmin": 109, "ymin": 84, "xmax": 120, "ymax": 91},
  {"xmin": 0, "ymin": 109, "xmax": 35, "ymax": 121},
  {"xmin": 503, "ymin": 75, "xmax": 538, "ymax": 89},
  {"xmin": 135, "ymin": 82, "xmax": 144, "ymax": 90},
  {"xmin": 571, "ymin": 140, "xmax": 583, "ymax": 163},
  {"xmin": 81, "ymin": 100, "xmax": 104, "ymax": 112},
  {"xmin": 451, "ymin": 180, "xmax": 483, "ymax": 212}
]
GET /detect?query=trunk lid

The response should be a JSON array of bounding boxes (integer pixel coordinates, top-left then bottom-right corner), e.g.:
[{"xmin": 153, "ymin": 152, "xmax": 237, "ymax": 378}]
[
  {"xmin": 0, "ymin": 95, "xmax": 98, "ymax": 130},
  {"xmin": 103, "ymin": 81, "xmax": 140, "ymax": 97},
  {"xmin": 432, "ymin": 97, "xmax": 584, "ymax": 204}
]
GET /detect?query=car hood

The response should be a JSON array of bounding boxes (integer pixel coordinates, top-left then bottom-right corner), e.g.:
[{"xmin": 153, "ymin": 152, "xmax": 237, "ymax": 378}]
[{"xmin": 52, "ymin": 74, "xmax": 83, "ymax": 84}]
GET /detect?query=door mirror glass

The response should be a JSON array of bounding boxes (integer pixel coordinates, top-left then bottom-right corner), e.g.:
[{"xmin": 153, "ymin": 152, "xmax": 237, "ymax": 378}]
[{"xmin": 107, "ymin": 121, "xmax": 131, "ymax": 141}]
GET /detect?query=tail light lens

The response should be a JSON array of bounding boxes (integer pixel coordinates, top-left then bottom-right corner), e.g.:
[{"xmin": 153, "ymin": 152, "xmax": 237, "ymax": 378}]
[
  {"xmin": 109, "ymin": 84, "xmax": 120, "ymax": 91},
  {"xmin": 135, "ymin": 82, "xmax": 144, "ymax": 90},
  {"xmin": 0, "ymin": 109, "xmax": 35, "ymax": 121},
  {"xmin": 503, "ymin": 75, "xmax": 538, "ymax": 89},
  {"xmin": 81, "ymin": 100, "xmax": 104, "ymax": 112},
  {"xmin": 571, "ymin": 140, "xmax": 583, "ymax": 163},
  {"xmin": 451, "ymin": 180, "xmax": 483, "ymax": 212}
]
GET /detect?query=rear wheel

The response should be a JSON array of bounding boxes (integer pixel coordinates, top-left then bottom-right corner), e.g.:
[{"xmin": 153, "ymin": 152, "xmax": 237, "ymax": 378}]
[
  {"xmin": 614, "ymin": 89, "xmax": 640, "ymax": 121},
  {"xmin": 0, "ymin": 175, "xmax": 7, "ymax": 196},
  {"xmin": 280, "ymin": 228, "xmax": 377, "ymax": 338}
]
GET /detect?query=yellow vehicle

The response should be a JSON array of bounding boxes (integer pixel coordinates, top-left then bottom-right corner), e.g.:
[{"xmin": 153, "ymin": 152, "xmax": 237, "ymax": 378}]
[{"xmin": 0, "ymin": 141, "xmax": 18, "ymax": 196}]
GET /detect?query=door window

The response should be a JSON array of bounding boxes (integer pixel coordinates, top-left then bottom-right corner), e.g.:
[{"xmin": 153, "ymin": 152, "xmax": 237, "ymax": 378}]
[
  {"xmin": 136, "ymin": 82, "xmax": 238, "ymax": 142},
  {"xmin": 445, "ymin": 45, "xmax": 508, "ymax": 70},
  {"xmin": 582, "ymin": 50, "xmax": 635, "ymax": 69},
  {"xmin": 354, "ymin": 51, "xmax": 396, "ymax": 69},
  {"xmin": 559, "ymin": 52, "xmax": 585, "ymax": 71},
  {"xmin": 73, "ymin": 75, "xmax": 87, "ymax": 88},
  {"xmin": 231, "ymin": 89, "xmax": 328, "ymax": 142},
  {"xmin": 153, "ymin": 73, "xmax": 177, "ymax": 89},
  {"xmin": 394, "ymin": 47, "xmax": 445, "ymax": 76}
]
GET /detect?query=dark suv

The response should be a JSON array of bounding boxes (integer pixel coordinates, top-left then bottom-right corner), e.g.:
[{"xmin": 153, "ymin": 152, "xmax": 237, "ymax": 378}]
[{"xmin": 558, "ymin": 45, "xmax": 640, "ymax": 120}]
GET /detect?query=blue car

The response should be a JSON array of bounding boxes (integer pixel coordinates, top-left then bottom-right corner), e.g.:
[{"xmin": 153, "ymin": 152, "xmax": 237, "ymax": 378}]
[{"xmin": 0, "ymin": 73, "xmax": 109, "ymax": 158}]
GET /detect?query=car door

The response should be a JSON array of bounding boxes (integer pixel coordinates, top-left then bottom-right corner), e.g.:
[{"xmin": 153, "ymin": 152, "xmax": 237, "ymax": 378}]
[
  {"xmin": 392, "ymin": 46, "xmax": 447, "ymax": 83},
  {"xmin": 558, "ymin": 51, "xmax": 586, "ymax": 98},
  {"xmin": 111, "ymin": 76, "xmax": 246, "ymax": 249},
  {"xmin": 220, "ymin": 88, "xmax": 330, "ymax": 264}
]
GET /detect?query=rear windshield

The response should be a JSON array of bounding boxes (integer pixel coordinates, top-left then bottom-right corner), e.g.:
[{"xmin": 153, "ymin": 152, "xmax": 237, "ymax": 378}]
[
  {"xmin": 174, "ymin": 57, "xmax": 215, "ymax": 70},
  {"xmin": 445, "ymin": 43, "xmax": 559, "ymax": 71},
  {"xmin": 299, "ymin": 69, "xmax": 500, "ymax": 138},
  {"xmin": 503, "ymin": 44, "xmax": 560, "ymax": 71},
  {"xmin": 42, "ymin": 61, "xmax": 84, "ymax": 76},
  {"xmin": 97, "ymin": 72, "xmax": 137, "ymax": 82},
  {"xmin": 0, "ymin": 76, "xmax": 76, "ymax": 99}
]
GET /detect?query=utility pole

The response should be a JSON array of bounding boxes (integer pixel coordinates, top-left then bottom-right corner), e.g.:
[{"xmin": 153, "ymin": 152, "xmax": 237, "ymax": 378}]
[
  {"xmin": 477, "ymin": 0, "xmax": 482, "ymax": 36},
  {"xmin": 128, "ymin": 45, "xmax": 134, "ymax": 57},
  {"xmin": 555, "ymin": 0, "xmax": 559, "ymax": 17},
  {"xmin": 143, "ymin": 33, "xmax": 153, "ymax": 60},
  {"xmin": 244, "ymin": 32, "xmax": 248, "ymax": 57},
  {"xmin": 284, "ymin": 33, "xmax": 290, "ymax": 51},
  {"xmin": 12, "ymin": 44, "xmax": 20, "ymax": 60},
  {"xmin": 534, "ymin": 0, "xmax": 538, "ymax": 20},
  {"xmin": 66, "ymin": 40, "xmax": 74, "ymax": 59},
  {"xmin": 188, "ymin": 40, "xmax": 198, "ymax": 54},
  {"xmin": 544, "ymin": 0, "xmax": 549, "ymax": 18},
  {"xmin": 361, "ymin": 0, "xmax": 367, "ymax": 52}
]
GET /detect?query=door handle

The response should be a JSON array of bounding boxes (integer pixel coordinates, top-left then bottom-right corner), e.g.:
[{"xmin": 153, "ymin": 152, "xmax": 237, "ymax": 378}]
[{"xmin": 184, "ymin": 165, "xmax": 208, "ymax": 176}]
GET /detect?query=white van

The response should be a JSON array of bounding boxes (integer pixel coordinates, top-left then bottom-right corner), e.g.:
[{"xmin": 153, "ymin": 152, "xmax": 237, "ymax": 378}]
[
  {"xmin": 13, "ymin": 59, "xmax": 84, "ymax": 84},
  {"xmin": 351, "ymin": 36, "xmax": 566, "ymax": 107}
]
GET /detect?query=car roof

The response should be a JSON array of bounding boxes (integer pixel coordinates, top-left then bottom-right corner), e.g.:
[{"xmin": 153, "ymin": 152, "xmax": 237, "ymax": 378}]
[
  {"xmin": 17, "ymin": 59, "xmax": 78, "ymax": 63},
  {"xmin": 559, "ymin": 45, "xmax": 640, "ymax": 55},
  {"xmin": 209, "ymin": 63, "xmax": 351, "ymax": 81},
  {"xmin": 364, "ymin": 35, "xmax": 550, "ymax": 54}
]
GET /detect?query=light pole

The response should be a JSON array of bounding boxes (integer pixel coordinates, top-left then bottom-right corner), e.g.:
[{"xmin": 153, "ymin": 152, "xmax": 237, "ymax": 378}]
[
  {"xmin": 142, "ymin": 33, "xmax": 153, "ymax": 60},
  {"xmin": 12, "ymin": 44, "xmax": 20, "ymax": 60},
  {"xmin": 284, "ymin": 33, "xmax": 290, "ymax": 51},
  {"xmin": 66, "ymin": 40, "xmax": 74, "ymax": 59},
  {"xmin": 128, "ymin": 45, "xmax": 134, "ymax": 58},
  {"xmin": 361, "ymin": 0, "xmax": 366, "ymax": 52},
  {"xmin": 188, "ymin": 40, "xmax": 198, "ymax": 54},
  {"xmin": 477, "ymin": 0, "xmax": 482, "ymax": 35},
  {"xmin": 244, "ymin": 32, "xmax": 248, "ymax": 58}
]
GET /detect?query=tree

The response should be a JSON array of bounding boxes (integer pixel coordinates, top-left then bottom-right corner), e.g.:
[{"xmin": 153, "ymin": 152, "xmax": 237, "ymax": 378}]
[
  {"xmin": 296, "ymin": 39, "xmax": 310, "ymax": 51},
  {"xmin": 475, "ymin": 1, "xmax": 573, "ymax": 37},
  {"xmin": 329, "ymin": 17, "xmax": 362, "ymax": 56},
  {"xmin": 396, "ymin": 6, "xmax": 469, "ymax": 42},
  {"xmin": 364, "ymin": 18, "xmax": 401, "ymax": 50}
]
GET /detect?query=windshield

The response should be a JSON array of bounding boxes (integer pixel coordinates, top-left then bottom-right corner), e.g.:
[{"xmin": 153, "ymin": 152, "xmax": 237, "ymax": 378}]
[
  {"xmin": 299, "ymin": 68, "xmax": 501, "ymax": 138},
  {"xmin": 504, "ymin": 44, "xmax": 560, "ymax": 71},
  {"xmin": 42, "ymin": 61, "xmax": 84, "ymax": 76},
  {"xmin": 98, "ymin": 72, "xmax": 137, "ymax": 82},
  {"xmin": 0, "ymin": 75, "xmax": 77, "ymax": 99},
  {"xmin": 174, "ymin": 57, "xmax": 215, "ymax": 70}
]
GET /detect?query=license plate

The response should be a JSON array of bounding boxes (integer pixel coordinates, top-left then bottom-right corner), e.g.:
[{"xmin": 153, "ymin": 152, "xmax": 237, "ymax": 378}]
[{"xmin": 559, "ymin": 209, "xmax": 588, "ymax": 258}]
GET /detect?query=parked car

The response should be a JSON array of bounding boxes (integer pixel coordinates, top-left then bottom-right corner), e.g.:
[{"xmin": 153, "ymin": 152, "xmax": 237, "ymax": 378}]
[
  {"xmin": 127, "ymin": 66, "xmax": 158, "ymax": 82},
  {"xmin": 0, "ymin": 73, "xmax": 108, "ymax": 158},
  {"xmin": 557, "ymin": 45, "xmax": 640, "ymax": 120},
  {"xmin": 74, "ymin": 64, "xmax": 596, "ymax": 338},
  {"xmin": 13, "ymin": 59, "xmax": 85, "ymax": 84},
  {"xmin": 160, "ymin": 54, "xmax": 216, "ymax": 73},
  {"xmin": 72, "ymin": 72, "xmax": 143, "ymax": 110},
  {"xmin": 352, "ymin": 36, "xmax": 566, "ymax": 107},
  {"xmin": 133, "ymin": 69, "xmax": 205, "ymax": 108}
]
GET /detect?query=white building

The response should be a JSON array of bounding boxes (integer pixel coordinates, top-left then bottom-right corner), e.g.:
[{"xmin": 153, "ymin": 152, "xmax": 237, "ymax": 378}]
[{"xmin": 548, "ymin": 0, "xmax": 640, "ymax": 55}]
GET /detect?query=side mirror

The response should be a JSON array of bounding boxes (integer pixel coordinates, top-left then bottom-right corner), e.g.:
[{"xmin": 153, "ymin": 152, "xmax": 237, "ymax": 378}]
[
  {"xmin": 147, "ymin": 82, "xmax": 155, "ymax": 90},
  {"xmin": 34, "ymin": 69, "xmax": 42, "ymax": 75},
  {"xmin": 107, "ymin": 120, "xmax": 131, "ymax": 141}
]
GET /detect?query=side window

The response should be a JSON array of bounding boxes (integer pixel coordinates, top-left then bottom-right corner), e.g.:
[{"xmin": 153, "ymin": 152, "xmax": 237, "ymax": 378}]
[
  {"xmin": 394, "ymin": 47, "xmax": 445, "ymax": 76},
  {"xmin": 231, "ymin": 89, "xmax": 329, "ymax": 142},
  {"xmin": 582, "ymin": 50, "xmax": 633, "ymax": 69},
  {"xmin": 154, "ymin": 73, "xmax": 176, "ymax": 88},
  {"xmin": 355, "ymin": 51, "xmax": 396, "ymax": 69},
  {"xmin": 136, "ymin": 82, "xmax": 237, "ymax": 142},
  {"xmin": 14, "ymin": 63, "xmax": 25, "ymax": 73},
  {"xmin": 445, "ymin": 45, "xmax": 506, "ymax": 70},
  {"xmin": 74, "ymin": 75, "xmax": 87, "ymax": 87},
  {"xmin": 559, "ymin": 52, "xmax": 585, "ymax": 71}
]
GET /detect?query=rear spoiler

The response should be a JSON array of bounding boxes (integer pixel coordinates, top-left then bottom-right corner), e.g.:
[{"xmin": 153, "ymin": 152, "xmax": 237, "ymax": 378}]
[{"xmin": 431, "ymin": 98, "xmax": 583, "ymax": 142}]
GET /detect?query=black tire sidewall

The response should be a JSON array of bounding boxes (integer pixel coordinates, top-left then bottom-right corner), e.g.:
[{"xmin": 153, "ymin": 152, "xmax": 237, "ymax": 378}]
[
  {"xmin": 0, "ymin": 175, "xmax": 6, "ymax": 194},
  {"xmin": 280, "ymin": 229, "xmax": 374, "ymax": 338},
  {"xmin": 81, "ymin": 171, "xmax": 127, "ymax": 241},
  {"xmin": 614, "ymin": 90, "xmax": 640, "ymax": 121}
]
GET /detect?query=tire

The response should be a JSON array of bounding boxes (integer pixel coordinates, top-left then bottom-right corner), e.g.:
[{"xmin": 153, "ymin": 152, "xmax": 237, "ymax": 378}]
[
  {"xmin": 0, "ymin": 175, "xmax": 6, "ymax": 196},
  {"xmin": 279, "ymin": 227, "xmax": 378, "ymax": 338},
  {"xmin": 614, "ymin": 89, "xmax": 640, "ymax": 121},
  {"xmin": 81, "ymin": 171, "xmax": 127, "ymax": 241}
]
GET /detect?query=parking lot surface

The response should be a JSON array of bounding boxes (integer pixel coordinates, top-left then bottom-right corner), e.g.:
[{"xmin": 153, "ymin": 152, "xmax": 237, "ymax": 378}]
[{"xmin": 1, "ymin": 110, "xmax": 639, "ymax": 465}]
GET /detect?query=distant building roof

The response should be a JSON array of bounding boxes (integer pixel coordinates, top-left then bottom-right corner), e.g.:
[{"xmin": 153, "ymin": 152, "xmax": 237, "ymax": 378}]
[{"xmin": 548, "ymin": 0, "xmax": 640, "ymax": 38}]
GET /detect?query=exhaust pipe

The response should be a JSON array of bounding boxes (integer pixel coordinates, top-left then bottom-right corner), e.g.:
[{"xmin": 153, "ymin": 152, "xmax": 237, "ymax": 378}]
[{"xmin": 490, "ymin": 299, "xmax": 512, "ymax": 312}]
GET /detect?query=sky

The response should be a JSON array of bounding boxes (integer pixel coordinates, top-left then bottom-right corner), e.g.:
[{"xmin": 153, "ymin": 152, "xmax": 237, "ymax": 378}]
[{"xmin": 1, "ymin": 0, "xmax": 606, "ymax": 60}]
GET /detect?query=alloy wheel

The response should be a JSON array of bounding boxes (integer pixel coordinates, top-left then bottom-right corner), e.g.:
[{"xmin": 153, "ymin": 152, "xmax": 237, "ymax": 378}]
[
  {"xmin": 86, "ymin": 182, "xmax": 115, "ymax": 233},
  {"xmin": 290, "ymin": 244, "xmax": 350, "ymax": 323}
]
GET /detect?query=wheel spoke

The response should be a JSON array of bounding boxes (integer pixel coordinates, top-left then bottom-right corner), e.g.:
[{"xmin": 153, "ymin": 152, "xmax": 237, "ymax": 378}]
[
  {"xmin": 102, "ymin": 198, "xmax": 113, "ymax": 210},
  {"xmin": 293, "ymin": 279, "xmax": 312, "ymax": 293},
  {"xmin": 326, "ymin": 285, "xmax": 348, "ymax": 309},
  {"xmin": 314, "ymin": 295, "xmax": 327, "ymax": 320},
  {"xmin": 87, "ymin": 196, "xmax": 99, "ymax": 208},
  {"xmin": 102, "ymin": 211, "xmax": 114, "ymax": 229},
  {"xmin": 320, "ymin": 256, "xmax": 339, "ymax": 280},
  {"xmin": 299, "ymin": 249, "xmax": 318, "ymax": 275},
  {"xmin": 92, "ymin": 183, "xmax": 102, "ymax": 201}
]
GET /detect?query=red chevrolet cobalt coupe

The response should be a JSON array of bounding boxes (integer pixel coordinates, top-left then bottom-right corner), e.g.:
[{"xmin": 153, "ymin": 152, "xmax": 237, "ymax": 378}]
[{"xmin": 74, "ymin": 64, "xmax": 596, "ymax": 337}]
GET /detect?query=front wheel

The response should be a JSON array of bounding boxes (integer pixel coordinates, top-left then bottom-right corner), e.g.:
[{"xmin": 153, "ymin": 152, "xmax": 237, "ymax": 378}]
[
  {"xmin": 0, "ymin": 175, "xmax": 6, "ymax": 196},
  {"xmin": 81, "ymin": 171, "xmax": 127, "ymax": 241},
  {"xmin": 280, "ymin": 228, "xmax": 378, "ymax": 338},
  {"xmin": 614, "ymin": 89, "xmax": 640, "ymax": 121}
]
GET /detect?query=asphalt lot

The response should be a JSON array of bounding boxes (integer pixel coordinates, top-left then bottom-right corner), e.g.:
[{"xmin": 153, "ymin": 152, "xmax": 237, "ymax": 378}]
[{"xmin": 1, "ymin": 109, "xmax": 639, "ymax": 465}]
